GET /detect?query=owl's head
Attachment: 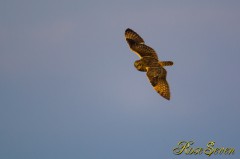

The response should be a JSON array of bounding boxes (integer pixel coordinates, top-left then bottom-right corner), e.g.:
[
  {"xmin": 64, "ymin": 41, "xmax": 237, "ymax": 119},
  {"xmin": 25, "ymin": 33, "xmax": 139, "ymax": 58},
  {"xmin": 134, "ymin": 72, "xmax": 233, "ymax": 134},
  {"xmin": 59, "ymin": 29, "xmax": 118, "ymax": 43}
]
[{"xmin": 134, "ymin": 60, "xmax": 147, "ymax": 72}]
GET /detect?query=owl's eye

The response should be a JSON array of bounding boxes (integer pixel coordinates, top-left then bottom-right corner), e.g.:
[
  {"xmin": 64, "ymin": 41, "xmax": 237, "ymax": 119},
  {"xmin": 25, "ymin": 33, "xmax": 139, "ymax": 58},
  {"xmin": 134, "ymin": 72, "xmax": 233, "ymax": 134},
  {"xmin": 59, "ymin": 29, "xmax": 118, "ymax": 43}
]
[{"xmin": 137, "ymin": 64, "xmax": 142, "ymax": 68}]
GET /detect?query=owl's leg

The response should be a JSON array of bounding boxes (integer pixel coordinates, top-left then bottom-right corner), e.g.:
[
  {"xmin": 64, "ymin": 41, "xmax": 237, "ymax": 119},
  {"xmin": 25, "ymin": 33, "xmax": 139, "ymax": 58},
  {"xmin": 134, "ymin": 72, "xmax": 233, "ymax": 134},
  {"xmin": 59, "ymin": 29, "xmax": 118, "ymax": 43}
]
[{"xmin": 159, "ymin": 61, "xmax": 174, "ymax": 67}]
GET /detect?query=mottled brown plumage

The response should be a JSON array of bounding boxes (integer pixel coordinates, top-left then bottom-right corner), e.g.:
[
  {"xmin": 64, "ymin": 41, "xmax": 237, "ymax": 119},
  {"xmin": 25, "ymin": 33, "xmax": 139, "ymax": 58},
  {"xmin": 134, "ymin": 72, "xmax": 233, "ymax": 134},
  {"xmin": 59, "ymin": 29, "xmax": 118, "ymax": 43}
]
[{"xmin": 125, "ymin": 28, "xmax": 173, "ymax": 100}]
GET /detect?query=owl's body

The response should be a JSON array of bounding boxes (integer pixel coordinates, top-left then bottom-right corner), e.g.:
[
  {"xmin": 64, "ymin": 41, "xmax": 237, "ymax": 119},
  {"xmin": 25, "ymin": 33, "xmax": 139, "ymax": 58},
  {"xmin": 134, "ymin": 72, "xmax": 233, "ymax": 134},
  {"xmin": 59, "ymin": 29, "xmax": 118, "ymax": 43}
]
[{"xmin": 125, "ymin": 28, "xmax": 173, "ymax": 100}]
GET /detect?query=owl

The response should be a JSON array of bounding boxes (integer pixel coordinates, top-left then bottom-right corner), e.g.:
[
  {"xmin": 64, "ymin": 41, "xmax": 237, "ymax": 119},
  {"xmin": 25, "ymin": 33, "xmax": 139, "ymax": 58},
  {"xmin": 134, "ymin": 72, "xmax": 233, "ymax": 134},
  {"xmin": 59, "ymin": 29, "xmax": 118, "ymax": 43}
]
[{"xmin": 125, "ymin": 28, "xmax": 173, "ymax": 100}]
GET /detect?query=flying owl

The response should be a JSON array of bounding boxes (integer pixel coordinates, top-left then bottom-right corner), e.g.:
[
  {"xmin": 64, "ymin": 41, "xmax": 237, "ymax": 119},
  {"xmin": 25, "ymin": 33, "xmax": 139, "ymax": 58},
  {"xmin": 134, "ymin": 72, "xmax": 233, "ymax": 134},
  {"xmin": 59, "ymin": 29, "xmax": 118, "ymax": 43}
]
[{"xmin": 125, "ymin": 28, "xmax": 173, "ymax": 100}]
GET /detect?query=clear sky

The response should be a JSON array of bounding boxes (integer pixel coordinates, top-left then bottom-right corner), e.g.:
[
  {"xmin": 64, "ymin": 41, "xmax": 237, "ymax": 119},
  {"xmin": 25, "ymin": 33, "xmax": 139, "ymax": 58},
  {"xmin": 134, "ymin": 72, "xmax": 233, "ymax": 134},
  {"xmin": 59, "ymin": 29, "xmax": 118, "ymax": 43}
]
[{"xmin": 1, "ymin": 0, "xmax": 240, "ymax": 159}]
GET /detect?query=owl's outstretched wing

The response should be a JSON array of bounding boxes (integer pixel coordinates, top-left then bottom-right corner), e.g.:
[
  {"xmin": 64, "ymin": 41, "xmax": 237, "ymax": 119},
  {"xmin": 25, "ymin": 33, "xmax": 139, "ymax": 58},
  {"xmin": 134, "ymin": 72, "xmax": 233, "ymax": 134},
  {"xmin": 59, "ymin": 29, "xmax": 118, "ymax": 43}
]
[
  {"xmin": 130, "ymin": 43, "xmax": 158, "ymax": 60},
  {"xmin": 146, "ymin": 67, "xmax": 170, "ymax": 100},
  {"xmin": 125, "ymin": 28, "xmax": 158, "ymax": 60},
  {"xmin": 125, "ymin": 28, "xmax": 145, "ymax": 44}
]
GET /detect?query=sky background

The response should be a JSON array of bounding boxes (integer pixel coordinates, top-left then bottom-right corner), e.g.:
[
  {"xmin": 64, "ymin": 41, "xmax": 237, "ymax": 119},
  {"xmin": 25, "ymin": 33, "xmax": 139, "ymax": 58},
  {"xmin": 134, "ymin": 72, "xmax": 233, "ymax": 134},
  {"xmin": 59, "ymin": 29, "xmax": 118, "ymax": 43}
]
[{"xmin": 1, "ymin": 0, "xmax": 240, "ymax": 159}]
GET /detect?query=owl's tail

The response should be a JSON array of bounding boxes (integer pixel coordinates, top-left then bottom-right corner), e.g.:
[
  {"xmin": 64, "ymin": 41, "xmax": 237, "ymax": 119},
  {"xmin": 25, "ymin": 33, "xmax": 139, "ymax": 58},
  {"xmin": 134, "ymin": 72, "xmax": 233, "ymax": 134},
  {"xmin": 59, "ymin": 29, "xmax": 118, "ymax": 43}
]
[{"xmin": 159, "ymin": 61, "xmax": 174, "ymax": 67}]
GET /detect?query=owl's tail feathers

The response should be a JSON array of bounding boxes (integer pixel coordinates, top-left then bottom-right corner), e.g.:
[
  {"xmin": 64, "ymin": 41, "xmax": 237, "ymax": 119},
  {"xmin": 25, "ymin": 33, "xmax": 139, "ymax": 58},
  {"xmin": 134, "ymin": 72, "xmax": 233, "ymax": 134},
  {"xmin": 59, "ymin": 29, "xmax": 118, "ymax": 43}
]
[{"xmin": 159, "ymin": 61, "xmax": 174, "ymax": 67}]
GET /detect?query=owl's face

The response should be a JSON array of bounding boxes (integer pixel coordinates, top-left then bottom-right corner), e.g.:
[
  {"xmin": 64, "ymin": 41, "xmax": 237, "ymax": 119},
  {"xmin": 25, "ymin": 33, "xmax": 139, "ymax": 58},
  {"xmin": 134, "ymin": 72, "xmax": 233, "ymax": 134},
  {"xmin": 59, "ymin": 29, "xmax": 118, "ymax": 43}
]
[{"xmin": 134, "ymin": 60, "xmax": 147, "ymax": 72}]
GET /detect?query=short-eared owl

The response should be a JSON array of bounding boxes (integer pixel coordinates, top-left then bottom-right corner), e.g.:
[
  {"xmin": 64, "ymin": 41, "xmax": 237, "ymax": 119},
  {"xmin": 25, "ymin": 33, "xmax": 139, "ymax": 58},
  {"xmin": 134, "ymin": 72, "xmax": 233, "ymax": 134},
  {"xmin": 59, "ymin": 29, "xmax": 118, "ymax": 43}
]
[{"xmin": 125, "ymin": 28, "xmax": 173, "ymax": 100}]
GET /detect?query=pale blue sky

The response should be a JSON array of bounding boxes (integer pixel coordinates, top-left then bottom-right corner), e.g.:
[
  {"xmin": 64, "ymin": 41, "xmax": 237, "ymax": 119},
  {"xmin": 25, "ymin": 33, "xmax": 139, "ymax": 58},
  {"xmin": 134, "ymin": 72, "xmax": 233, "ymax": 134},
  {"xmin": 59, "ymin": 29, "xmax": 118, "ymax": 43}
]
[{"xmin": 1, "ymin": 0, "xmax": 240, "ymax": 159}]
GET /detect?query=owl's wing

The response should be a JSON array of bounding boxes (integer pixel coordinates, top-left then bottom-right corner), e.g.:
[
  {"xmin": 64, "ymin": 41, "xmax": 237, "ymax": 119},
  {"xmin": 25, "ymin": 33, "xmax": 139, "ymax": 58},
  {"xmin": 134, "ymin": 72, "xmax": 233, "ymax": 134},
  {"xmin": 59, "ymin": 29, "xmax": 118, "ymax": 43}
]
[
  {"xmin": 146, "ymin": 67, "xmax": 170, "ymax": 100},
  {"xmin": 130, "ymin": 43, "xmax": 158, "ymax": 60},
  {"xmin": 125, "ymin": 28, "xmax": 145, "ymax": 44},
  {"xmin": 125, "ymin": 28, "xmax": 158, "ymax": 60}
]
